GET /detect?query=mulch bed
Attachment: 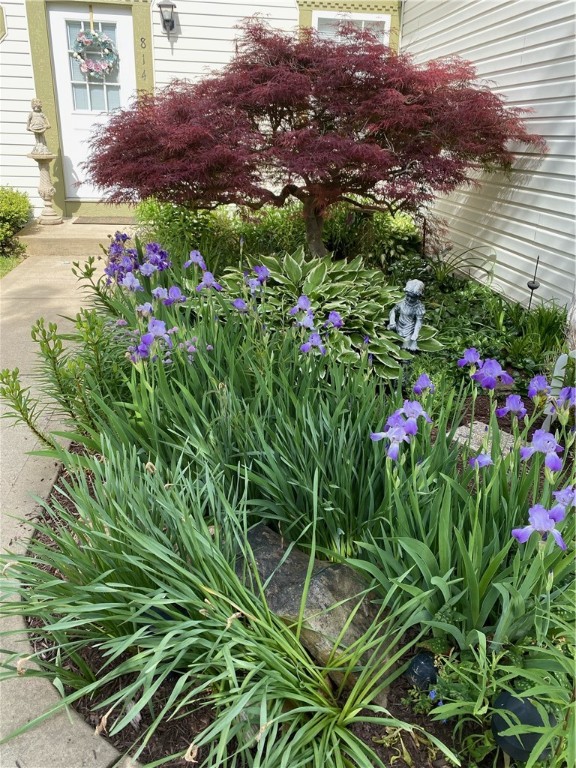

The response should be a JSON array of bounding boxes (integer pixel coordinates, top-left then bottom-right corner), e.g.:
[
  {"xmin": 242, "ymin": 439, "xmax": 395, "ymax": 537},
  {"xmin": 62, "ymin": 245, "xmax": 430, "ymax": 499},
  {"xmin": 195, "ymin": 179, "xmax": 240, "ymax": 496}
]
[{"xmin": 23, "ymin": 392, "xmax": 571, "ymax": 766}]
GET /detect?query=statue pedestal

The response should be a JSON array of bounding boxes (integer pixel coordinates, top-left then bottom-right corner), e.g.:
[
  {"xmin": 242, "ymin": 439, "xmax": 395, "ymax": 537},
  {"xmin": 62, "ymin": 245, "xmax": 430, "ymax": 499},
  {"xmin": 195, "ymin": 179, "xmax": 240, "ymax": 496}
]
[{"xmin": 27, "ymin": 152, "xmax": 63, "ymax": 225}]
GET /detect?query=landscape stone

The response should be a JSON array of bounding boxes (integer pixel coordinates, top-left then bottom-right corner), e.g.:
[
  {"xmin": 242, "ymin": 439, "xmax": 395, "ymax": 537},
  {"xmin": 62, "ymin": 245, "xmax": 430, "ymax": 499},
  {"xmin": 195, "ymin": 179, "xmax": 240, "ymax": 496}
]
[
  {"xmin": 452, "ymin": 420, "xmax": 515, "ymax": 455},
  {"xmin": 236, "ymin": 525, "xmax": 390, "ymax": 707}
]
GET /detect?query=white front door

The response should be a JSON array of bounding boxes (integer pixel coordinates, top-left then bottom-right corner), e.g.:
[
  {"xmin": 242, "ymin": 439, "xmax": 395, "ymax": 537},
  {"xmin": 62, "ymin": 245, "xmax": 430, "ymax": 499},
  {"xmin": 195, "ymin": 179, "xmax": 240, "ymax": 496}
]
[{"xmin": 48, "ymin": 3, "xmax": 137, "ymax": 200}]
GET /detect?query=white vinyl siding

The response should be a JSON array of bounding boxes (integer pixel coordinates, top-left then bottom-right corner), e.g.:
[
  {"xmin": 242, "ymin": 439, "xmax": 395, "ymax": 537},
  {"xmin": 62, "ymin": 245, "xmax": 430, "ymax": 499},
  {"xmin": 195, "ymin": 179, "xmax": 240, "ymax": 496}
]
[
  {"xmin": 152, "ymin": 0, "xmax": 300, "ymax": 87},
  {"xmin": 400, "ymin": 0, "xmax": 576, "ymax": 307},
  {"xmin": 0, "ymin": 0, "xmax": 43, "ymax": 216}
]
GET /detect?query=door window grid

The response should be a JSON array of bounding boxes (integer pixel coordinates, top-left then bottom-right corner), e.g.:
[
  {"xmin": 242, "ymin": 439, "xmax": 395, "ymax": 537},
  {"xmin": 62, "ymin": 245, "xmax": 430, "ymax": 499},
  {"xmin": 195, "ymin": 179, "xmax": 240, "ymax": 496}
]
[{"xmin": 67, "ymin": 21, "xmax": 121, "ymax": 112}]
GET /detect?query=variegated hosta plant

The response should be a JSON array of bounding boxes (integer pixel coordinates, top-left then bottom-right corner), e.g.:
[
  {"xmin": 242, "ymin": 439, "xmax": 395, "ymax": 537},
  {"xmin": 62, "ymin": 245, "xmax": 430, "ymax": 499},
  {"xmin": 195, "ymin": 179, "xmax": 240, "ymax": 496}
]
[{"xmin": 221, "ymin": 248, "xmax": 442, "ymax": 378}]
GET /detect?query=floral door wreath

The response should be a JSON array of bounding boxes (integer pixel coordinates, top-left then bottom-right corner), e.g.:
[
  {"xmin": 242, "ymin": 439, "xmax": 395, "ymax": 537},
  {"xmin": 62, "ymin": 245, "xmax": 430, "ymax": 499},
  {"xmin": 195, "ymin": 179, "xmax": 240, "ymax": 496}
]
[{"xmin": 69, "ymin": 29, "xmax": 119, "ymax": 79}]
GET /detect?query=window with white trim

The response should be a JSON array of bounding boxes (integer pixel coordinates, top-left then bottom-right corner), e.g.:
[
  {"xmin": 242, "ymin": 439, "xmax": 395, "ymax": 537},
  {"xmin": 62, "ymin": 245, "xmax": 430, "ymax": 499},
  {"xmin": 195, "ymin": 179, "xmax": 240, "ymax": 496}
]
[{"xmin": 312, "ymin": 10, "xmax": 391, "ymax": 46}]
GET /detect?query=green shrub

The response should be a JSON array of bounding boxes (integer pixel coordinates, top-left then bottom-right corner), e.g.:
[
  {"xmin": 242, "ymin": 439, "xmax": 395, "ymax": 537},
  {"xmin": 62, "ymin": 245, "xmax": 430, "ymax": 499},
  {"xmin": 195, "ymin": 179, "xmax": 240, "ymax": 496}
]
[
  {"xmin": 218, "ymin": 204, "xmax": 307, "ymax": 260},
  {"xmin": 323, "ymin": 204, "xmax": 421, "ymax": 265},
  {"xmin": 135, "ymin": 198, "xmax": 214, "ymax": 265},
  {"xmin": 0, "ymin": 187, "xmax": 31, "ymax": 257},
  {"xmin": 135, "ymin": 199, "xmax": 421, "ymax": 269}
]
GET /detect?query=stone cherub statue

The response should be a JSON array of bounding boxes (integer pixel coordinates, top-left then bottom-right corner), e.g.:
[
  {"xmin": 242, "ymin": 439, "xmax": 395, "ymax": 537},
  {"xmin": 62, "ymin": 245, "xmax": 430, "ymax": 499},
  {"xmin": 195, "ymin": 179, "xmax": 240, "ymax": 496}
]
[
  {"xmin": 388, "ymin": 279, "xmax": 425, "ymax": 351},
  {"xmin": 27, "ymin": 98, "xmax": 51, "ymax": 154}
]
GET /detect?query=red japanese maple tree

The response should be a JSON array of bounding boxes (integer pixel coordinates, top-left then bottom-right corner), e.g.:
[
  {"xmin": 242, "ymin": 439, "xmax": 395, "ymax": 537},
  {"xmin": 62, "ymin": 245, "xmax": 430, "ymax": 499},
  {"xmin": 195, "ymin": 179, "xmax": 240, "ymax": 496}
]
[{"xmin": 86, "ymin": 19, "xmax": 543, "ymax": 258}]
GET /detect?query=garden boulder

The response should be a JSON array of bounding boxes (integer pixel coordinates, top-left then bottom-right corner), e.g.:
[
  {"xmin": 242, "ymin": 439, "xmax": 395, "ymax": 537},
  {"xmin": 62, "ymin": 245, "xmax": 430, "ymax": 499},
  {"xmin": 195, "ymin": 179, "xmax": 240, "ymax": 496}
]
[{"xmin": 236, "ymin": 524, "xmax": 390, "ymax": 706}]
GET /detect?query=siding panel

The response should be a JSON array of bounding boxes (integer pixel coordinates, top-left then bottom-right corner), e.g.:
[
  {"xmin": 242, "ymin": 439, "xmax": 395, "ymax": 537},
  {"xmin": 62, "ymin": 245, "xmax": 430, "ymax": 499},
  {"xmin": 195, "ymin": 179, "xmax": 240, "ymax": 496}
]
[
  {"xmin": 152, "ymin": 1, "xmax": 299, "ymax": 87},
  {"xmin": 400, "ymin": 0, "xmax": 576, "ymax": 307},
  {"xmin": 0, "ymin": 0, "xmax": 42, "ymax": 215}
]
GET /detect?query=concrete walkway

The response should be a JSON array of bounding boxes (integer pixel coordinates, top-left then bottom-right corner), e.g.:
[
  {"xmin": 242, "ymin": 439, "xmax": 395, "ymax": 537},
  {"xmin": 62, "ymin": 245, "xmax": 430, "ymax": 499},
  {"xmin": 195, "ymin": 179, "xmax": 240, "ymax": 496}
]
[{"xmin": 0, "ymin": 221, "xmax": 134, "ymax": 768}]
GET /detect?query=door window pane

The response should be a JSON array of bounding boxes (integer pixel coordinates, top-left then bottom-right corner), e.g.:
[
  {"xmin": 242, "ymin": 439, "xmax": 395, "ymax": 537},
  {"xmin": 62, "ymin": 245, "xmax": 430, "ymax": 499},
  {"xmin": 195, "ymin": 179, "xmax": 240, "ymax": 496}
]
[
  {"xmin": 107, "ymin": 86, "xmax": 121, "ymax": 111},
  {"xmin": 90, "ymin": 83, "xmax": 105, "ymax": 111},
  {"xmin": 72, "ymin": 84, "xmax": 89, "ymax": 111}
]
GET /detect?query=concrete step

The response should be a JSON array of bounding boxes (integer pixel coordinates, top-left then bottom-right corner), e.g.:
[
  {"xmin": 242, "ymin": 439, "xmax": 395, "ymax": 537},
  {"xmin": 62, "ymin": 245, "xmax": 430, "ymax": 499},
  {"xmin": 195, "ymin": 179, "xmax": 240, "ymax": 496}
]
[{"xmin": 18, "ymin": 218, "xmax": 136, "ymax": 258}]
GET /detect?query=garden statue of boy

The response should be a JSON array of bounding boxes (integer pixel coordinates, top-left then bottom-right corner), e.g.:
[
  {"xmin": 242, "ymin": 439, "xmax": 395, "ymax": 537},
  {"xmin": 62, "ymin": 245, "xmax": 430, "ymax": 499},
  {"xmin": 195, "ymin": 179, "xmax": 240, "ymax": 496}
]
[
  {"xmin": 388, "ymin": 279, "xmax": 425, "ymax": 351},
  {"xmin": 27, "ymin": 98, "xmax": 51, "ymax": 154}
]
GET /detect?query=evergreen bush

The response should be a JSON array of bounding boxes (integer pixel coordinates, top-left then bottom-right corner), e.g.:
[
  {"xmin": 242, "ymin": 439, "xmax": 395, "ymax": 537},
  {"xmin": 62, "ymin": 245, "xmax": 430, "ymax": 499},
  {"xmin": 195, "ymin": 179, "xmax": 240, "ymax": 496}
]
[{"xmin": 0, "ymin": 187, "xmax": 31, "ymax": 257}]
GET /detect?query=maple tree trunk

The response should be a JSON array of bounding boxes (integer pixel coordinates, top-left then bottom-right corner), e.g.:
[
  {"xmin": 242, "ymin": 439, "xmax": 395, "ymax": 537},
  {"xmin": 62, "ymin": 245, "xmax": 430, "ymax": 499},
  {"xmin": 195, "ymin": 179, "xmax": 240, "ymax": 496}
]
[{"xmin": 303, "ymin": 198, "xmax": 329, "ymax": 259}]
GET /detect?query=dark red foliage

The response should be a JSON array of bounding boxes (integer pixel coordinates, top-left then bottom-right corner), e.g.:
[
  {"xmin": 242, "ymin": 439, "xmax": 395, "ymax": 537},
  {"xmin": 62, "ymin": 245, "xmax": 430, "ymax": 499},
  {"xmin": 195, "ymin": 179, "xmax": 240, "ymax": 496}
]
[{"xmin": 86, "ymin": 19, "xmax": 544, "ymax": 257}]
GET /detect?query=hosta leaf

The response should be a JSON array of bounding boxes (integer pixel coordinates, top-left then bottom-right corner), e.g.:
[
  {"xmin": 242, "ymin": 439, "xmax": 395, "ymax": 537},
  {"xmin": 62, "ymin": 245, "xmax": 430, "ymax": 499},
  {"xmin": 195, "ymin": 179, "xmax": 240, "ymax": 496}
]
[
  {"xmin": 418, "ymin": 338, "xmax": 444, "ymax": 352},
  {"xmin": 283, "ymin": 253, "xmax": 303, "ymax": 285},
  {"xmin": 302, "ymin": 262, "xmax": 328, "ymax": 295}
]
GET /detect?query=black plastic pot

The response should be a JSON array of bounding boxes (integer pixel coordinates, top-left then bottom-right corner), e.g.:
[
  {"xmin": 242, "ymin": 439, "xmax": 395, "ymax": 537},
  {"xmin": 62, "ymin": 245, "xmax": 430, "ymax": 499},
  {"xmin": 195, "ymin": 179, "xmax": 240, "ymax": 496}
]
[
  {"xmin": 405, "ymin": 652, "xmax": 437, "ymax": 689},
  {"xmin": 491, "ymin": 691, "xmax": 555, "ymax": 763}
]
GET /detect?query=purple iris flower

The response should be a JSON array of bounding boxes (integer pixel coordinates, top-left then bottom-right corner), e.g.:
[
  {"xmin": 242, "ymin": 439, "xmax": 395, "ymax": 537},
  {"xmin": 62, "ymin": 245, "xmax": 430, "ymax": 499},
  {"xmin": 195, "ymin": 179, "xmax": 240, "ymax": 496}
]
[
  {"xmin": 196, "ymin": 271, "xmax": 223, "ymax": 292},
  {"xmin": 512, "ymin": 504, "xmax": 566, "ymax": 550},
  {"xmin": 136, "ymin": 302, "xmax": 154, "ymax": 316},
  {"xmin": 552, "ymin": 485, "xmax": 576, "ymax": 510},
  {"xmin": 148, "ymin": 318, "xmax": 168, "ymax": 337},
  {"xmin": 413, "ymin": 373, "xmax": 435, "ymax": 395},
  {"xmin": 471, "ymin": 359, "xmax": 514, "ymax": 390},
  {"xmin": 386, "ymin": 409, "xmax": 408, "ymax": 430},
  {"xmin": 253, "ymin": 265, "xmax": 270, "ymax": 284},
  {"xmin": 370, "ymin": 424, "xmax": 411, "ymax": 461},
  {"xmin": 519, "ymin": 429, "xmax": 564, "ymax": 473},
  {"xmin": 120, "ymin": 272, "xmax": 143, "ymax": 292},
  {"xmin": 363, "ymin": 336, "xmax": 370, "ymax": 345},
  {"xmin": 129, "ymin": 319, "xmax": 168, "ymax": 362},
  {"xmin": 139, "ymin": 262, "xmax": 157, "ymax": 277},
  {"xmin": 104, "ymin": 233, "xmax": 140, "ymax": 284},
  {"xmin": 325, "ymin": 311, "xmax": 344, "ymax": 329},
  {"xmin": 527, "ymin": 375, "xmax": 551, "ymax": 399},
  {"xmin": 152, "ymin": 287, "xmax": 168, "ymax": 301},
  {"xmin": 382, "ymin": 408, "xmax": 417, "ymax": 436},
  {"xmin": 300, "ymin": 332, "xmax": 326, "ymax": 355},
  {"xmin": 232, "ymin": 298, "xmax": 248, "ymax": 312},
  {"xmin": 557, "ymin": 387, "xmax": 576, "ymax": 409},
  {"xmin": 162, "ymin": 285, "xmax": 187, "ymax": 306},
  {"xmin": 297, "ymin": 310, "xmax": 316, "ymax": 330},
  {"xmin": 145, "ymin": 243, "xmax": 171, "ymax": 271},
  {"xmin": 184, "ymin": 250, "xmax": 207, "ymax": 271},
  {"xmin": 246, "ymin": 277, "xmax": 261, "ymax": 295},
  {"xmin": 132, "ymin": 341, "xmax": 151, "ymax": 360},
  {"xmin": 289, "ymin": 295, "xmax": 312, "ymax": 316},
  {"xmin": 495, "ymin": 394, "xmax": 527, "ymax": 419},
  {"xmin": 469, "ymin": 453, "xmax": 493, "ymax": 468},
  {"xmin": 457, "ymin": 348, "xmax": 482, "ymax": 368},
  {"xmin": 401, "ymin": 400, "xmax": 432, "ymax": 423},
  {"xmin": 399, "ymin": 400, "xmax": 432, "ymax": 434}
]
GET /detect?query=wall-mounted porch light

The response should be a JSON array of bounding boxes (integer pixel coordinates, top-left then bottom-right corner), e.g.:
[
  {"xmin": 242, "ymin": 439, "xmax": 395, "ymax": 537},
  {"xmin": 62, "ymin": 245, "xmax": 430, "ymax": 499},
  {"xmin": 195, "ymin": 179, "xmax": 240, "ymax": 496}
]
[{"xmin": 158, "ymin": 0, "xmax": 176, "ymax": 33}]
